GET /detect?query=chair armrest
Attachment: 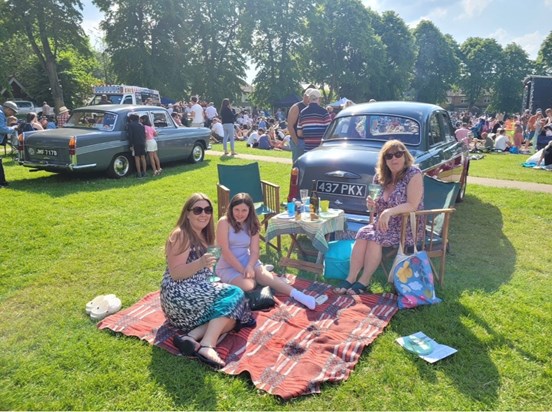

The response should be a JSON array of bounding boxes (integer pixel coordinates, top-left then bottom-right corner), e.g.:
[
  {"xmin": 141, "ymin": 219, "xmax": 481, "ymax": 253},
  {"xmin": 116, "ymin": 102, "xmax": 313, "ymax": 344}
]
[
  {"xmin": 260, "ymin": 180, "xmax": 280, "ymax": 216},
  {"xmin": 217, "ymin": 183, "xmax": 230, "ymax": 219}
]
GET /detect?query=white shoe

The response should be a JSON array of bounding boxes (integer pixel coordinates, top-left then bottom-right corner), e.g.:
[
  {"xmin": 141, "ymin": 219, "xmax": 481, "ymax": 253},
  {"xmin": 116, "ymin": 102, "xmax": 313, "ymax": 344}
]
[
  {"xmin": 87, "ymin": 294, "xmax": 122, "ymax": 321},
  {"xmin": 264, "ymin": 264, "xmax": 274, "ymax": 272}
]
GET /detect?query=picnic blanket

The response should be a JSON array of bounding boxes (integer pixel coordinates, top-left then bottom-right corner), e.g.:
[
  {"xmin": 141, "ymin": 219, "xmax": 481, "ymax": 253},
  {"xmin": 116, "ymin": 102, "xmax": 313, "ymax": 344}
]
[{"xmin": 97, "ymin": 276, "xmax": 398, "ymax": 399}]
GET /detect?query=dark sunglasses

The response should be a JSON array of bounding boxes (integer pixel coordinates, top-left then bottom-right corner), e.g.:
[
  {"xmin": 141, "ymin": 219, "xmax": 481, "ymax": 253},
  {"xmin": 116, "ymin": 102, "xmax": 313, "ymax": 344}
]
[
  {"xmin": 190, "ymin": 206, "xmax": 213, "ymax": 215},
  {"xmin": 384, "ymin": 150, "xmax": 405, "ymax": 160}
]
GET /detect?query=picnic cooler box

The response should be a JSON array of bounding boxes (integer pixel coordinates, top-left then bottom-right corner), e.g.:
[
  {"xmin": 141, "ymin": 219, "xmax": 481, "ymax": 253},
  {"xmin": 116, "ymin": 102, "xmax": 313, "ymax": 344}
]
[{"xmin": 323, "ymin": 240, "xmax": 355, "ymax": 279}]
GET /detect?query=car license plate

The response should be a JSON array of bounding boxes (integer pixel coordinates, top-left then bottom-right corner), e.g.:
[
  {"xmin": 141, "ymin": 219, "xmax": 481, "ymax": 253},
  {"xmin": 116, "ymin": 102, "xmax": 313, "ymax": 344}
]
[
  {"xmin": 36, "ymin": 148, "xmax": 58, "ymax": 156},
  {"xmin": 316, "ymin": 180, "xmax": 367, "ymax": 197}
]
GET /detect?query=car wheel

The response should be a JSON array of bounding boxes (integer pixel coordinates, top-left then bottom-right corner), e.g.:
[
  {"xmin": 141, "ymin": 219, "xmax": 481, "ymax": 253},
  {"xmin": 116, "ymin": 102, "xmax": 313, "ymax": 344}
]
[
  {"xmin": 188, "ymin": 142, "xmax": 204, "ymax": 163},
  {"xmin": 108, "ymin": 153, "xmax": 132, "ymax": 178}
]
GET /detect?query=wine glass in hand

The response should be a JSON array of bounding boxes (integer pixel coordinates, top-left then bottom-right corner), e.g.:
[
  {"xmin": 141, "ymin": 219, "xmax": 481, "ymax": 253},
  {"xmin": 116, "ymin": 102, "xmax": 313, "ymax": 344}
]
[
  {"xmin": 206, "ymin": 246, "xmax": 222, "ymax": 282},
  {"xmin": 367, "ymin": 184, "xmax": 383, "ymax": 223}
]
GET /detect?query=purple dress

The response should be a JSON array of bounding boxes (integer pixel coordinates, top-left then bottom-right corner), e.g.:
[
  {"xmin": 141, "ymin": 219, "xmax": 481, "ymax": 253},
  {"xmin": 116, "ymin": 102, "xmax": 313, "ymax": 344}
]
[{"xmin": 356, "ymin": 166, "xmax": 424, "ymax": 247}]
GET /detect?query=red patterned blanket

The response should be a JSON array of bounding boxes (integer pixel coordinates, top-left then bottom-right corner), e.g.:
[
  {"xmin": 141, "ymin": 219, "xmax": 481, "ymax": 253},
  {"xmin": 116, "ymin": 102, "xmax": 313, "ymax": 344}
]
[{"xmin": 97, "ymin": 276, "xmax": 397, "ymax": 399}]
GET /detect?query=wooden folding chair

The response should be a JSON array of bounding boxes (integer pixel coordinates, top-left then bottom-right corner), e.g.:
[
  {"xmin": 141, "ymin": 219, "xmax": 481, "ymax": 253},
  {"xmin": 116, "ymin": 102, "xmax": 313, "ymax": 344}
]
[
  {"xmin": 381, "ymin": 176, "xmax": 460, "ymax": 287},
  {"xmin": 216, "ymin": 162, "xmax": 281, "ymax": 252}
]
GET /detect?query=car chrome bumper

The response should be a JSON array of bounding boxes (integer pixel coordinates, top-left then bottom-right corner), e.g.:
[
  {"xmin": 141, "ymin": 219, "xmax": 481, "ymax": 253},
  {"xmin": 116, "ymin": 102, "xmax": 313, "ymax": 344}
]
[{"xmin": 19, "ymin": 160, "xmax": 97, "ymax": 171}]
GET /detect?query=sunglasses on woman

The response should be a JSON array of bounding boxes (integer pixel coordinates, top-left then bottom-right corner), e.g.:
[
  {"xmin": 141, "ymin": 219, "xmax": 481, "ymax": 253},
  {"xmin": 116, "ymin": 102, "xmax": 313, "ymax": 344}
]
[
  {"xmin": 189, "ymin": 206, "xmax": 213, "ymax": 215},
  {"xmin": 384, "ymin": 150, "xmax": 405, "ymax": 160}
]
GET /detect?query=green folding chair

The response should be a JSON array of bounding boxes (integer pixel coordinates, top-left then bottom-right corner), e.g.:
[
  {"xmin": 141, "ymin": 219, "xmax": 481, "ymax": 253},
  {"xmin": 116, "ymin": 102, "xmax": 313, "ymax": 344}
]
[{"xmin": 216, "ymin": 162, "xmax": 281, "ymax": 252}]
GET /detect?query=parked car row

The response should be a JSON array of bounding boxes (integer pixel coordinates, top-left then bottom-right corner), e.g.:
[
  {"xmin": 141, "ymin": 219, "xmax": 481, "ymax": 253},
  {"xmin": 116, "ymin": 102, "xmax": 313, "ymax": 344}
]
[{"xmin": 16, "ymin": 104, "xmax": 211, "ymax": 178}]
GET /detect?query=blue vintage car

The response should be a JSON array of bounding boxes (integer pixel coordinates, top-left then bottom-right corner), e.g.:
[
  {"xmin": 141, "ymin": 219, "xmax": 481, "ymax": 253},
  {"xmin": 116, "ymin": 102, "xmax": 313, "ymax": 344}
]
[
  {"xmin": 288, "ymin": 101, "xmax": 470, "ymax": 226},
  {"xmin": 16, "ymin": 104, "xmax": 211, "ymax": 178}
]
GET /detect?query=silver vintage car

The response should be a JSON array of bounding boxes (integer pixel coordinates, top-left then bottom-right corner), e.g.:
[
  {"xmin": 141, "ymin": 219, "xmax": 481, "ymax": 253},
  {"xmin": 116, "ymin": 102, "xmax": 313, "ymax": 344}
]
[
  {"xmin": 16, "ymin": 104, "xmax": 211, "ymax": 178},
  {"xmin": 288, "ymin": 101, "xmax": 470, "ymax": 228}
]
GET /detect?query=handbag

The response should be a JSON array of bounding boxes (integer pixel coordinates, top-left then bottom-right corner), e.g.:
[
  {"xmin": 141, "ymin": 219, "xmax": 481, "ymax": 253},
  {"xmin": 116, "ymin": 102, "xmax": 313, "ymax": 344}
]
[
  {"xmin": 390, "ymin": 212, "xmax": 441, "ymax": 309},
  {"xmin": 245, "ymin": 285, "xmax": 275, "ymax": 311}
]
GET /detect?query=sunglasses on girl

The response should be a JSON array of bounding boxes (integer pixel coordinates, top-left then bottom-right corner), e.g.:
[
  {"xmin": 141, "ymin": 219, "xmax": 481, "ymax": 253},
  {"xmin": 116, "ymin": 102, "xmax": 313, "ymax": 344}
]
[
  {"xmin": 384, "ymin": 150, "xmax": 405, "ymax": 160},
  {"xmin": 190, "ymin": 206, "xmax": 213, "ymax": 215}
]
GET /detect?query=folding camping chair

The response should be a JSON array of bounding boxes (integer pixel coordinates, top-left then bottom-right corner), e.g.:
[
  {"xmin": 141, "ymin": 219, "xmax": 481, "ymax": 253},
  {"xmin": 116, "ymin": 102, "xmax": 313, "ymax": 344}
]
[
  {"xmin": 216, "ymin": 162, "xmax": 281, "ymax": 252},
  {"xmin": 381, "ymin": 176, "xmax": 460, "ymax": 287}
]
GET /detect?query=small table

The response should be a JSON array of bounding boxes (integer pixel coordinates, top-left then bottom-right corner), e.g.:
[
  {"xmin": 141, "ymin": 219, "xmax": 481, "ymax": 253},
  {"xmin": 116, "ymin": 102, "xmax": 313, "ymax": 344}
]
[{"xmin": 265, "ymin": 209, "xmax": 346, "ymax": 276}]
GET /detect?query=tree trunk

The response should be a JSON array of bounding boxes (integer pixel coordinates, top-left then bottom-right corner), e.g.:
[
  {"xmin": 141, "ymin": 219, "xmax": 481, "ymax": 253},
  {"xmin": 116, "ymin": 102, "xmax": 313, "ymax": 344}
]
[{"xmin": 44, "ymin": 57, "xmax": 64, "ymax": 113}]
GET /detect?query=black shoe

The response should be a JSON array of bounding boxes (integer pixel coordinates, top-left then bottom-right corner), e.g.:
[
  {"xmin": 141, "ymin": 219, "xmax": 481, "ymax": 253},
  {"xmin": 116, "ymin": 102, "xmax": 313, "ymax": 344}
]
[{"xmin": 0, "ymin": 181, "xmax": 9, "ymax": 188}]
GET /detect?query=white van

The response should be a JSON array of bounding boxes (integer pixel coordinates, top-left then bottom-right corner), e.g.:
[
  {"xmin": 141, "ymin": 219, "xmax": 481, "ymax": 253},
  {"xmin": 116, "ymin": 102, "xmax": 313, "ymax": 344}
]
[{"xmin": 88, "ymin": 85, "xmax": 161, "ymax": 106}]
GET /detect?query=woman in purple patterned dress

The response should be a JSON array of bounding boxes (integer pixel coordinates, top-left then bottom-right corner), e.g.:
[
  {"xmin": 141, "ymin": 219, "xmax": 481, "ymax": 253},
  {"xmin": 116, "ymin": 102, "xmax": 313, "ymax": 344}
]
[{"xmin": 336, "ymin": 140, "xmax": 424, "ymax": 294}]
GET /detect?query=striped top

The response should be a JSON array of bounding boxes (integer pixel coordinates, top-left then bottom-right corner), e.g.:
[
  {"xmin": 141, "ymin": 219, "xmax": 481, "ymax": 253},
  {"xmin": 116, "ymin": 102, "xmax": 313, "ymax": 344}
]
[{"xmin": 297, "ymin": 103, "xmax": 331, "ymax": 151}]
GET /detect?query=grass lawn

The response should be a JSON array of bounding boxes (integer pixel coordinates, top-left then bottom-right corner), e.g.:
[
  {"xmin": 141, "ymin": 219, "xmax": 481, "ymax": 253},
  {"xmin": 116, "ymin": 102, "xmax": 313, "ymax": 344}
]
[
  {"xmin": 466, "ymin": 152, "xmax": 551, "ymax": 184},
  {"xmin": 1, "ymin": 153, "xmax": 551, "ymax": 410}
]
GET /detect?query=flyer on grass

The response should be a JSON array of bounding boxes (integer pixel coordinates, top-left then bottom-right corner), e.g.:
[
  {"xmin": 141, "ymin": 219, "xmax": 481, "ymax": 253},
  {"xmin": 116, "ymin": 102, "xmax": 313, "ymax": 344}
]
[{"xmin": 396, "ymin": 331, "xmax": 457, "ymax": 363}]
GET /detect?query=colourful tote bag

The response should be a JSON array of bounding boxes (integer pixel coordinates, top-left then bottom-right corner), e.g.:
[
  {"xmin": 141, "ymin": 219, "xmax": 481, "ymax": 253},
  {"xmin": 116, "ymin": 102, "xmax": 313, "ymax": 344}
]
[{"xmin": 391, "ymin": 212, "xmax": 442, "ymax": 309}]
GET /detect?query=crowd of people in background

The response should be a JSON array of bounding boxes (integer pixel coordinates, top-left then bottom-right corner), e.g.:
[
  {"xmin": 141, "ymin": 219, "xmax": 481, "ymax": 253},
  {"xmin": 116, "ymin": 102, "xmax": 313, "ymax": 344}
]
[{"xmin": 450, "ymin": 107, "xmax": 552, "ymax": 154}]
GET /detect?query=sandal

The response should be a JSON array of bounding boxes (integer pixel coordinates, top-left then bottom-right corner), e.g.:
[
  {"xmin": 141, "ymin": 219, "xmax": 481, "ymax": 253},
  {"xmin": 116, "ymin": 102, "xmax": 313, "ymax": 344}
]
[
  {"xmin": 334, "ymin": 279, "xmax": 352, "ymax": 294},
  {"xmin": 173, "ymin": 335, "xmax": 200, "ymax": 356},
  {"xmin": 347, "ymin": 281, "xmax": 368, "ymax": 295},
  {"xmin": 196, "ymin": 345, "xmax": 225, "ymax": 369}
]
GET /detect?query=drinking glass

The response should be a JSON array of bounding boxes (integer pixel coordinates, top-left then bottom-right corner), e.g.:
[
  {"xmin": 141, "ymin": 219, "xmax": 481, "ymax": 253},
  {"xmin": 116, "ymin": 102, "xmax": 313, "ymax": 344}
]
[
  {"xmin": 320, "ymin": 200, "xmax": 330, "ymax": 213},
  {"xmin": 367, "ymin": 184, "xmax": 383, "ymax": 212},
  {"xmin": 206, "ymin": 246, "xmax": 222, "ymax": 282}
]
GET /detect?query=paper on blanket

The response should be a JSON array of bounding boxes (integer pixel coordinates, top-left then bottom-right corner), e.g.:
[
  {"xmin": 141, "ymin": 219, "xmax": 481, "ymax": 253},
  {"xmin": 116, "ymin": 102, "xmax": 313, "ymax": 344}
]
[{"xmin": 396, "ymin": 331, "xmax": 457, "ymax": 363}]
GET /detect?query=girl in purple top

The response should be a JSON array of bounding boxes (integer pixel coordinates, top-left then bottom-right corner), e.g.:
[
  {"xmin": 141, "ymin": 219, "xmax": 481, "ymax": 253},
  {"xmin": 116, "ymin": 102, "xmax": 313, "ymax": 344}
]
[
  {"xmin": 216, "ymin": 193, "xmax": 316, "ymax": 310},
  {"xmin": 336, "ymin": 140, "xmax": 424, "ymax": 294}
]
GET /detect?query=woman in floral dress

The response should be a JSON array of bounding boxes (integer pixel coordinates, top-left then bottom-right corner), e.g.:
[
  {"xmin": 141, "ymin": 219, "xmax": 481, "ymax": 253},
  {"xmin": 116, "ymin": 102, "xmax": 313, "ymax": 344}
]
[
  {"xmin": 336, "ymin": 140, "xmax": 424, "ymax": 294},
  {"xmin": 160, "ymin": 193, "xmax": 252, "ymax": 368}
]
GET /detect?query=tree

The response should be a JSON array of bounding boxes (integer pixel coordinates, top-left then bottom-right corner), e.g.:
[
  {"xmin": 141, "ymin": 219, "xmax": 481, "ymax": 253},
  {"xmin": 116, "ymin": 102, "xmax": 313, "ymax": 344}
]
[
  {"xmin": 535, "ymin": 30, "xmax": 552, "ymax": 75},
  {"xmin": 184, "ymin": 0, "xmax": 247, "ymax": 105},
  {"xmin": 372, "ymin": 11, "xmax": 415, "ymax": 100},
  {"xmin": 459, "ymin": 37, "xmax": 503, "ymax": 109},
  {"xmin": 301, "ymin": 0, "xmax": 386, "ymax": 103},
  {"xmin": 488, "ymin": 43, "xmax": 532, "ymax": 114},
  {"xmin": 411, "ymin": 21, "xmax": 459, "ymax": 104},
  {"xmin": 95, "ymin": 0, "xmax": 247, "ymax": 104},
  {"xmin": 2, "ymin": 0, "xmax": 90, "ymax": 111},
  {"xmin": 243, "ymin": 0, "xmax": 313, "ymax": 107}
]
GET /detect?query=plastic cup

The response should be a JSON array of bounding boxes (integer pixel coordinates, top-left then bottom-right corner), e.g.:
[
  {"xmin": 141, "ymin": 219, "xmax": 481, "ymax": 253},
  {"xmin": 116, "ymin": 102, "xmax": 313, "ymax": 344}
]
[
  {"xmin": 300, "ymin": 189, "xmax": 309, "ymax": 200},
  {"xmin": 320, "ymin": 200, "xmax": 330, "ymax": 212},
  {"xmin": 287, "ymin": 201, "xmax": 295, "ymax": 217}
]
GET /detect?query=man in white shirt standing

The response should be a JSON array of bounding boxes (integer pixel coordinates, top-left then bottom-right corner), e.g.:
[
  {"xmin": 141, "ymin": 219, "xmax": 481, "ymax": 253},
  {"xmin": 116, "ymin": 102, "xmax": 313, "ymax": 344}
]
[
  {"xmin": 205, "ymin": 102, "xmax": 218, "ymax": 128},
  {"xmin": 190, "ymin": 96, "xmax": 204, "ymax": 127}
]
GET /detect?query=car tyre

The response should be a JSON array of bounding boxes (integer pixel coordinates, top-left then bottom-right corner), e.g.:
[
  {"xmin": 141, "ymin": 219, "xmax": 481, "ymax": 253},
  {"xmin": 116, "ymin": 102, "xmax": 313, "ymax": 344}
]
[
  {"xmin": 188, "ymin": 142, "xmax": 204, "ymax": 163},
  {"xmin": 108, "ymin": 153, "xmax": 132, "ymax": 178}
]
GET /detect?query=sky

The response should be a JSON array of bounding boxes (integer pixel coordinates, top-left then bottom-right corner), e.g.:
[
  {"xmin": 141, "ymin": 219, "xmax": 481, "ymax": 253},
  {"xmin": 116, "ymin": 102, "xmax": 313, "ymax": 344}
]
[{"xmin": 81, "ymin": 0, "xmax": 551, "ymax": 82}]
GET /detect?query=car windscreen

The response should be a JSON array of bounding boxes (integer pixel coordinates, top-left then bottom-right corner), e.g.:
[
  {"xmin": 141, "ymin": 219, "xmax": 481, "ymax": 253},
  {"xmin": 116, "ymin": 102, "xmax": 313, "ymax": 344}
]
[
  {"xmin": 16, "ymin": 102, "xmax": 33, "ymax": 109},
  {"xmin": 326, "ymin": 114, "xmax": 421, "ymax": 146},
  {"xmin": 64, "ymin": 111, "xmax": 118, "ymax": 131}
]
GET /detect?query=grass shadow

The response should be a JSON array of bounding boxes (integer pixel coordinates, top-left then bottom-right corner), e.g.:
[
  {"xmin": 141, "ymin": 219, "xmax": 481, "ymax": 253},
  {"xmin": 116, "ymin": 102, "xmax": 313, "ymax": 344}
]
[
  {"xmin": 4, "ymin": 158, "xmax": 212, "ymax": 197},
  {"xmin": 384, "ymin": 193, "xmax": 516, "ymax": 407},
  {"xmin": 148, "ymin": 347, "xmax": 219, "ymax": 409}
]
